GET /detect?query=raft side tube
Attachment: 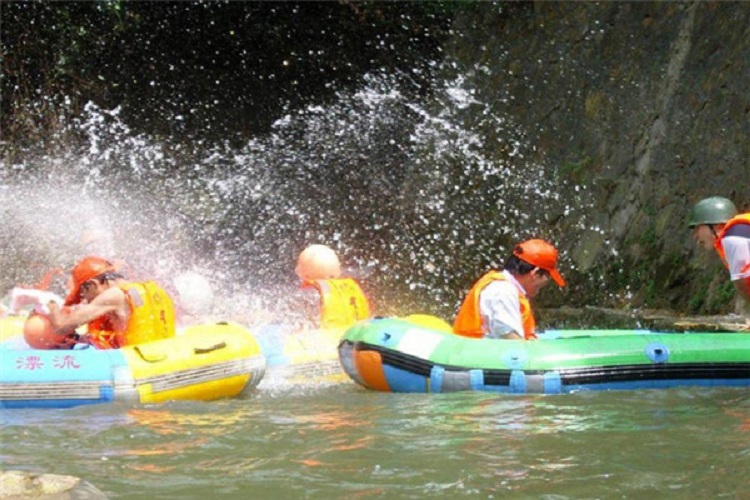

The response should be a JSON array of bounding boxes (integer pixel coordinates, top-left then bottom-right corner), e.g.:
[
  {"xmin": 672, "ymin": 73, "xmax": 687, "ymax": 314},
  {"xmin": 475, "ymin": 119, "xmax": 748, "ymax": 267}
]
[
  {"xmin": 338, "ymin": 318, "xmax": 750, "ymax": 394},
  {"xmin": 121, "ymin": 322, "xmax": 265, "ymax": 404},
  {"xmin": 0, "ymin": 348, "xmax": 127, "ymax": 407}
]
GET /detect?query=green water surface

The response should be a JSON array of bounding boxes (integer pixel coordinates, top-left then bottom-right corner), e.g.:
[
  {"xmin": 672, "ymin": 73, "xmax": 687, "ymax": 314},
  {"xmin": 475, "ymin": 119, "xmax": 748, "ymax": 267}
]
[{"xmin": 1, "ymin": 383, "xmax": 748, "ymax": 499}]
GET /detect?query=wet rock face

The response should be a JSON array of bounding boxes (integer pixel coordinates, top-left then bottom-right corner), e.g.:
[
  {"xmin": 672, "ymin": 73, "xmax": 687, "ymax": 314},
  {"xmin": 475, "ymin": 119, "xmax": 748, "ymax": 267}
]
[
  {"xmin": 0, "ymin": 471, "xmax": 107, "ymax": 499},
  {"xmin": 449, "ymin": 2, "xmax": 750, "ymax": 314}
]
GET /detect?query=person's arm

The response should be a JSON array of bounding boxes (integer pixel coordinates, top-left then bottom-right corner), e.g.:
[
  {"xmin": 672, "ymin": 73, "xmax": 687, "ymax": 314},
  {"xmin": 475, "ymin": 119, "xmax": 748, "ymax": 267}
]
[
  {"xmin": 479, "ymin": 281, "xmax": 525, "ymax": 339},
  {"xmin": 47, "ymin": 287, "xmax": 126, "ymax": 332},
  {"xmin": 722, "ymin": 236, "xmax": 750, "ymax": 301},
  {"xmin": 296, "ymin": 287, "xmax": 321, "ymax": 330},
  {"xmin": 496, "ymin": 330, "xmax": 524, "ymax": 340}
]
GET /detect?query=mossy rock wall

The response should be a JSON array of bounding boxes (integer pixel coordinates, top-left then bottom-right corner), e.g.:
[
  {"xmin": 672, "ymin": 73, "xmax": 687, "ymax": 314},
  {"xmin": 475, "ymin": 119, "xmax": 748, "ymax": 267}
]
[{"xmin": 448, "ymin": 2, "xmax": 750, "ymax": 314}]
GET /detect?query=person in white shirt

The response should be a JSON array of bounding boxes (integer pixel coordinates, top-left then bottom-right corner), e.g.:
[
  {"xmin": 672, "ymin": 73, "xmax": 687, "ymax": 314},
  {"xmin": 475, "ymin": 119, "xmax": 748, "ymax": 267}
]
[
  {"xmin": 453, "ymin": 239, "xmax": 565, "ymax": 340},
  {"xmin": 689, "ymin": 196, "xmax": 750, "ymax": 307}
]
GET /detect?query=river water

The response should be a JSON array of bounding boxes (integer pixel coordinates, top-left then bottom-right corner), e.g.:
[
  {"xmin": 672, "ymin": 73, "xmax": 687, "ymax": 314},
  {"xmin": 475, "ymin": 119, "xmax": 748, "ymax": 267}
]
[{"xmin": 2, "ymin": 379, "xmax": 748, "ymax": 498}]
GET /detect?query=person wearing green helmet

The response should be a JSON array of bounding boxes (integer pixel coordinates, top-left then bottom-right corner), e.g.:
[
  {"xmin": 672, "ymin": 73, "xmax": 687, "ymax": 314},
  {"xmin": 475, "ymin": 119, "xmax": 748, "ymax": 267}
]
[{"xmin": 688, "ymin": 196, "xmax": 750, "ymax": 303}]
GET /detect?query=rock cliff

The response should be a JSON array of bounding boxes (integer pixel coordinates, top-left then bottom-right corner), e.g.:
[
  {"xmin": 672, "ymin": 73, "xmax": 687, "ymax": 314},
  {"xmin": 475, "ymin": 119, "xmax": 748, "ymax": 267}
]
[{"xmin": 448, "ymin": 2, "xmax": 749, "ymax": 314}]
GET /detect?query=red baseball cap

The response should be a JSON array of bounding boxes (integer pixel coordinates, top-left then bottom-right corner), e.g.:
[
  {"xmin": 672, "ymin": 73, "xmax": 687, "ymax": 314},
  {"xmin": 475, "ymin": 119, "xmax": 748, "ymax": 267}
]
[{"xmin": 513, "ymin": 239, "xmax": 566, "ymax": 287}]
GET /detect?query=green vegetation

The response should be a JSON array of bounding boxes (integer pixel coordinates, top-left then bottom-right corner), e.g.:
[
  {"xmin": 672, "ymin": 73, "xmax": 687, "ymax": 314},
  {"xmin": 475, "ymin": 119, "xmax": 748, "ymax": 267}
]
[
  {"xmin": 712, "ymin": 280, "xmax": 737, "ymax": 311},
  {"xmin": 559, "ymin": 156, "xmax": 593, "ymax": 183},
  {"xmin": 688, "ymin": 288, "xmax": 706, "ymax": 312}
]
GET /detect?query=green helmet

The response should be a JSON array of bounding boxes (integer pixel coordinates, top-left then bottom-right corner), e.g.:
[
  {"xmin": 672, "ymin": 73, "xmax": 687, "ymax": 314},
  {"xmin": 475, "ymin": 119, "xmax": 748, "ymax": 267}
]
[{"xmin": 687, "ymin": 196, "xmax": 738, "ymax": 227}]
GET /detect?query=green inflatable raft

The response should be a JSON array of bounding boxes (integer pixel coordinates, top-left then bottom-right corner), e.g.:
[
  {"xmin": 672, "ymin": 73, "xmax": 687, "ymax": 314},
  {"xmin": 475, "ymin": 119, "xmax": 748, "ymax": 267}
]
[{"xmin": 337, "ymin": 317, "xmax": 750, "ymax": 394}]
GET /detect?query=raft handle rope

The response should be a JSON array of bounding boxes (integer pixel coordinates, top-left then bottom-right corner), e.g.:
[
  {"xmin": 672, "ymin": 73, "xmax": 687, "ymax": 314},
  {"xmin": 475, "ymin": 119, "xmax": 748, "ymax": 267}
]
[{"xmin": 195, "ymin": 342, "xmax": 227, "ymax": 354}]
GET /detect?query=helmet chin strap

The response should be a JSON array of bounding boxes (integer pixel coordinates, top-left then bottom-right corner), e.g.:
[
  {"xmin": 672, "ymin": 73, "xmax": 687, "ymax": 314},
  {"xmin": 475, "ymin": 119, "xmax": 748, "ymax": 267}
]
[{"xmin": 709, "ymin": 224, "xmax": 719, "ymax": 239}]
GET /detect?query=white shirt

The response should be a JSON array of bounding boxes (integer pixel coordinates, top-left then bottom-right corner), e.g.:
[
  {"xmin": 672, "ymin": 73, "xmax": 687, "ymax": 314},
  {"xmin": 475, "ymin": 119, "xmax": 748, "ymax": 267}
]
[
  {"xmin": 722, "ymin": 235, "xmax": 750, "ymax": 280},
  {"xmin": 477, "ymin": 270, "xmax": 527, "ymax": 339}
]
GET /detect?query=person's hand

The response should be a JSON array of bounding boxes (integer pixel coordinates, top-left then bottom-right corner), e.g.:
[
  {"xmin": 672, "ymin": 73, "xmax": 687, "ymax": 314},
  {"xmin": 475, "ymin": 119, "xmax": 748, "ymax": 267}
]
[
  {"xmin": 10, "ymin": 288, "xmax": 63, "ymax": 313},
  {"xmin": 75, "ymin": 333, "xmax": 92, "ymax": 345},
  {"xmin": 33, "ymin": 303, "xmax": 51, "ymax": 316},
  {"xmin": 57, "ymin": 332, "xmax": 84, "ymax": 350},
  {"xmin": 35, "ymin": 300, "xmax": 61, "ymax": 319}
]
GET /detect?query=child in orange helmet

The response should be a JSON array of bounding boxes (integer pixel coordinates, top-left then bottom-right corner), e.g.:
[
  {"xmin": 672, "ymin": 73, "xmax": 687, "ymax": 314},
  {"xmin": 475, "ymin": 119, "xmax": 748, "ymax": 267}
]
[
  {"xmin": 294, "ymin": 244, "xmax": 371, "ymax": 330},
  {"xmin": 42, "ymin": 256, "xmax": 176, "ymax": 349}
]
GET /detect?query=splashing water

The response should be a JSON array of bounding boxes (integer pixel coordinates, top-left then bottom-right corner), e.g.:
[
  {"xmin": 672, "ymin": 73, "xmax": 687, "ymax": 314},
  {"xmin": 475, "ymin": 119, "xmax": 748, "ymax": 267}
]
[{"xmin": 1, "ymin": 67, "xmax": 596, "ymax": 321}]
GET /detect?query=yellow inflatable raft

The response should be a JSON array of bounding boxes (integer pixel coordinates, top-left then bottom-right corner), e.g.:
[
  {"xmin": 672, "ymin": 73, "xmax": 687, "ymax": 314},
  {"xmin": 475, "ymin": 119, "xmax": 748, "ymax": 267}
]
[{"xmin": 1, "ymin": 321, "xmax": 266, "ymax": 408}]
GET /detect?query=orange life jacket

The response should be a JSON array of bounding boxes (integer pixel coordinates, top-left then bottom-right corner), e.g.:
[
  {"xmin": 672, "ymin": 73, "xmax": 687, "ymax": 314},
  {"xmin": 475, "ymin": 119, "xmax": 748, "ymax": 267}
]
[
  {"xmin": 714, "ymin": 213, "xmax": 750, "ymax": 271},
  {"xmin": 86, "ymin": 316, "xmax": 118, "ymax": 349},
  {"xmin": 301, "ymin": 278, "xmax": 371, "ymax": 329},
  {"xmin": 453, "ymin": 270, "xmax": 537, "ymax": 340},
  {"xmin": 87, "ymin": 281, "xmax": 176, "ymax": 349}
]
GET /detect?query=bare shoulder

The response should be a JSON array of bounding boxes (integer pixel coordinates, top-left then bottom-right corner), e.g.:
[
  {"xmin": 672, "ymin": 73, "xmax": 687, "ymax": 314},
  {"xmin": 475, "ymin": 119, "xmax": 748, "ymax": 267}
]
[{"xmin": 94, "ymin": 286, "xmax": 127, "ymax": 306}]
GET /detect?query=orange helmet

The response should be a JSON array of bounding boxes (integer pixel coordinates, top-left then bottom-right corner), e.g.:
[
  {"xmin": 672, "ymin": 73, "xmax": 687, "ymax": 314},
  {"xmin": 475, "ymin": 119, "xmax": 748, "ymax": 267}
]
[
  {"xmin": 513, "ymin": 239, "xmax": 566, "ymax": 287},
  {"xmin": 64, "ymin": 256, "xmax": 117, "ymax": 306},
  {"xmin": 295, "ymin": 244, "xmax": 341, "ymax": 281},
  {"xmin": 23, "ymin": 314, "xmax": 76, "ymax": 350}
]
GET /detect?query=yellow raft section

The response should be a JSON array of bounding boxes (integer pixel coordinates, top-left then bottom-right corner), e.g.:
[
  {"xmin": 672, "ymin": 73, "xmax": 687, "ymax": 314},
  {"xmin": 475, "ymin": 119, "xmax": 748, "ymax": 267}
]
[
  {"xmin": 0, "ymin": 315, "xmax": 25, "ymax": 342},
  {"xmin": 263, "ymin": 314, "xmax": 452, "ymax": 386},
  {"xmin": 119, "ymin": 321, "xmax": 266, "ymax": 404},
  {"xmin": 272, "ymin": 327, "xmax": 348, "ymax": 384}
]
